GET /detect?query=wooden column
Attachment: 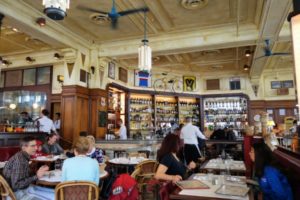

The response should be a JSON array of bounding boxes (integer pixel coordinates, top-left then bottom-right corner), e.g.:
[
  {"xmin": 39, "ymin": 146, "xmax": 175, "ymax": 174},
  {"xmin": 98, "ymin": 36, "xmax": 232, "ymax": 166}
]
[
  {"xmin": 61, "ymin": 85, "xmax": 89, "ymax": 142},
  {"xmin": 90, "ymin": 89, "xmax": 107, "ymax": 139}
]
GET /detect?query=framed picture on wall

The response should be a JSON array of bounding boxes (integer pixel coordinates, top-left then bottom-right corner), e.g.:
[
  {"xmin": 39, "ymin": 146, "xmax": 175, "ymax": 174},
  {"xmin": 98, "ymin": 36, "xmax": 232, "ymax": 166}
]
[
  {"xmin": 183, "ymin": 76, "xmax": 196, "ymax": 91},
  {"xmin": 282, "ymin": 80, "xmax": 293, "ymax": 88},
  {"xmin": 108, "ymin": 62, "xmax": 115, "ymax": 79},
  {"xmin": 118, "ymin": 67, "xmax": 128, "ymax": 83},
  {"xmin": 134, "ymin": 70, "xmax": 152, "ymax": 87},
  {"xmin": 271, "ymin": 81, "xmax": 281, "ymax": 89}
]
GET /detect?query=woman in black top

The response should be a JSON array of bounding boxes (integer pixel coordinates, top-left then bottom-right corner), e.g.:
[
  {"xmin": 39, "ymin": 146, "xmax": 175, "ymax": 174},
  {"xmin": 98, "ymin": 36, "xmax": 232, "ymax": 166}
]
[{"xmin": 155, "ymin": 134, "xmax": 196, "ymax": 183}]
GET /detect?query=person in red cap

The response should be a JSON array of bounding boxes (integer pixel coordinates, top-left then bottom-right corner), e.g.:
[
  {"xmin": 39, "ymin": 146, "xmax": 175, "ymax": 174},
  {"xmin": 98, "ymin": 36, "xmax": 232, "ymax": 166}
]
[{"xmin": 31, "ymin": 140, "xmax": 47, "ymax": 158}]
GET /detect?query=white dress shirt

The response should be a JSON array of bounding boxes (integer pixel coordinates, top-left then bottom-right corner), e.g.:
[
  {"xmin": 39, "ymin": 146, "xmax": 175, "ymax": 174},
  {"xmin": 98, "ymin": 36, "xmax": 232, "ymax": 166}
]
[
  {"xmin": 54, "ymin": 119, "xmax": 61, "ymax": 130},
  {"xmin": 180, "ymin": 122, "xmax": 206, "ymax": 145},
  {"xmin": 119, "ymin": 124, "xmax": 127, "ymax": 140},
  {"xmin": 38, "ymin": 116, "xmax": 56, "ymax": 134}
]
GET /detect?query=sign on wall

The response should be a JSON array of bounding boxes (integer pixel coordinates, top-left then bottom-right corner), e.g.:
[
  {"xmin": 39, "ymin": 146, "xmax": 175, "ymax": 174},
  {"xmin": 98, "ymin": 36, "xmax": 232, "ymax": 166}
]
[
  {"xmin": 134, "ymin": 70, "xmax": 152, "ymax": 87},
  {"xmin": 183, "ymin": 76, "xmax": 196, "ymax": 91}
]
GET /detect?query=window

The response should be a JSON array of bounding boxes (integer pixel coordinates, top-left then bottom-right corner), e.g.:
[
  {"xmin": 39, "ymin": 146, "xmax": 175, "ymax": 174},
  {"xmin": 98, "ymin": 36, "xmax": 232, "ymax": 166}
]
[
  {"xmin": 5, "ymin": 70, "xmax": 22, "ymax": 87},
  {"xmin": 23, "ymin": 69, "xmax": 36, "ymax": 86},
  {"xmin": 37, "ymin": 67, "xmax": 50, "ymax": 85},
  {"xmin": 229, "ymin": 77, "xmax": 241, "ymax": 90}
]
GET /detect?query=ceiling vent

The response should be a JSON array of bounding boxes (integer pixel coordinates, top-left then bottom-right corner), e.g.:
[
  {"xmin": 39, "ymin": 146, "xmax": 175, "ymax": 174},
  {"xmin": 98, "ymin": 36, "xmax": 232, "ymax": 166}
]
[
  {"xmin": 181, "ymin": 0, "xmax": 208, "ymax": 10},
  {"xmin": 89, "ymin": 13, "xmax": 111, "ymax": 25}
]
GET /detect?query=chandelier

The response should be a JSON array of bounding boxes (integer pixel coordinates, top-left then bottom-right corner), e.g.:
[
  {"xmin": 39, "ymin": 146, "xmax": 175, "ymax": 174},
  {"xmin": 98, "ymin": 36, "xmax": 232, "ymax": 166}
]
[
  {"xmin": 138, "ymin": 10, "xmax": 151, "ymax": 72},
  {"xmin": 42, "ymin": 0, "xmax": 70, "ymax": 20}
]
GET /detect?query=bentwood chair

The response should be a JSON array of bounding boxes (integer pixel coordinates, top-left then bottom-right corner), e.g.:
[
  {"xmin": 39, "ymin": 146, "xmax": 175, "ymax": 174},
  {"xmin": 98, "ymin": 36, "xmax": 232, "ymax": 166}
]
[
  {"xmin": 55, "ymin": 181, "xmax": 99, "ymax": 200},
  {"xmin": 131, "ymin": 160, "xmax": 159, "ymax": 199},
  {"xmin": 0, "ymin": 175, "xmax": 16, "ymax": 200}
]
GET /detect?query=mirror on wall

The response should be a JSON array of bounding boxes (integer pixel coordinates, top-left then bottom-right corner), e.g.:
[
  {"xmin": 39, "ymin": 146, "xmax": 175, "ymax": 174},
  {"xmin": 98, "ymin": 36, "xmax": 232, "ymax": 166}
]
[{"xmin": 0, "ymin": 90, "xmax": 47, "ymax": 125}]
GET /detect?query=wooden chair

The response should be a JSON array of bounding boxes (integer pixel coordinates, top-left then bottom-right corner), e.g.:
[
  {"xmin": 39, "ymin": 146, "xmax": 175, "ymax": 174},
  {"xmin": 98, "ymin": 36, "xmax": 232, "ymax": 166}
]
[
  {"xmin": 0, "ymin": 175, "xmax": 16, "ymax": 200},
  {"xmin": 55, "ymin": 181, "xmax": 99, "ymax": 200},
  {"xmin": 131, "ymin": 160, "xmax": 159, "ymax": 199}
]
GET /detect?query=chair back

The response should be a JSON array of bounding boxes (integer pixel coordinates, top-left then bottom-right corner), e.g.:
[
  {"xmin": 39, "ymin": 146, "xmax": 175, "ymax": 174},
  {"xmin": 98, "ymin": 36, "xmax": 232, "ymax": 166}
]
[
  {"xmin": 55, "ymin": 181, "xmax": 99, "ymax": 200},
  {"xmin": 0, "ymin": 175, "xmax": 16, "ymax": 200},
  {"xmin": 136, "ymin": 160, "xmax": 158, "ymax": 174}
]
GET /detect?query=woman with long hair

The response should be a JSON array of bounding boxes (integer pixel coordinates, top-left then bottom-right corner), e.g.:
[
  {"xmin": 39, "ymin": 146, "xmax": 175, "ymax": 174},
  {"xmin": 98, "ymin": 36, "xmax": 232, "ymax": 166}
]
[
  {"xmin": 249, "ymin": 142, "xmax": 293, "ymax": 200},
  {"xmin": 155, "ymin": 134, "xmax": 196, "ymax": 183}
]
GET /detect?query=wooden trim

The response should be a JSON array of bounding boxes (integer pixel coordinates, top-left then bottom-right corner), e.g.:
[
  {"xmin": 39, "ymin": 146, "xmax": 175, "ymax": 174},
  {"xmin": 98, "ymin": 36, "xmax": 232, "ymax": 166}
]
[
  {"xmin": 249, "ymin": 100, "xmax": 297, "ymax": 109},
  {"xmin": 61, "ymin": 85, "xmax": 89, "ymax": 96},
  {"xmin": 273, "ymin": 148, "xmax": 300, "ymax": 174},
  {"xmin": 50, "ymin": 93, "xmax": 61, "ymax": 103}
]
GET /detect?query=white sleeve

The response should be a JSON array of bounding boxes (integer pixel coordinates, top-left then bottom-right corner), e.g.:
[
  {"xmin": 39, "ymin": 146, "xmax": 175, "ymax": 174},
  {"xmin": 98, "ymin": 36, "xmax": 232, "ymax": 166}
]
[{"xmin": 195, "ymin": 126, "xmax": 206, "ymax": 140}]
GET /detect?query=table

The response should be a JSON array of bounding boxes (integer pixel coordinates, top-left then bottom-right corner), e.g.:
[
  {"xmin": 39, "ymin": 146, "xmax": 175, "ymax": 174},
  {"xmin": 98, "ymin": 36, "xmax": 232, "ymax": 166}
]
[
  {"xmin": 170, "ymin": 173, "xmax": 252, "ymax": 200},
  {"xmin": 36, "ymin": 169, "xmax": 109, "ymax": 187},
  {"xmin": 107, "ymin": 157, "xmax": 148, "ymax": 174},
  {"xmin": 200, "ymin": 159, "xmax": 246, "ymax": 175},
  {"xmin": 31, "ymin": 155, "xmax": 67, "ymax": 172}
]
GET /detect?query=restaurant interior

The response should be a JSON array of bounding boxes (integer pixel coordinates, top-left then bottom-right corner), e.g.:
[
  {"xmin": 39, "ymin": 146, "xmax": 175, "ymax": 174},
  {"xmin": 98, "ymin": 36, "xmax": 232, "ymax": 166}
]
[{"xmin": 0, "ymin": 0, "xmax": 300, "ymax": 200}]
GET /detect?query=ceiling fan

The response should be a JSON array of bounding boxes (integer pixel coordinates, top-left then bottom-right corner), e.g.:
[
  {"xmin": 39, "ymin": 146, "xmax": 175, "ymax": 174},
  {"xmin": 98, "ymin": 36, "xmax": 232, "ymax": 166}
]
[
  {"xmin": 256, "ymin": 39, "xmax": 291, "ymax": 60},
  {"xmin": 78, "ymin": 0, "xmax": 149, "ymax": 29}
]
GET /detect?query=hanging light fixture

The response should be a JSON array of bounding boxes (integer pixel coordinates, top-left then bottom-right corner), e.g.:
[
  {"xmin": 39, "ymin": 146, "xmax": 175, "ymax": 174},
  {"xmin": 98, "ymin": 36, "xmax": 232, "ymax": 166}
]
[
  {"xmin": 42, "ymin": 0, "xmax": 70, "ymax": 20},
  {"xmin": 138, "ymin": 10, "xmax": 151, "ymax": 72}
]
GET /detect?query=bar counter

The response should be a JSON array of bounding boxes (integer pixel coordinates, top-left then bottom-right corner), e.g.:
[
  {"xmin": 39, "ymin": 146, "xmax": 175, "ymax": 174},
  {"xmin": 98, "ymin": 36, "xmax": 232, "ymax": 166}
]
[{"xmin": 0, "ymin": 132, "xmax": 47, "ymax": 146}]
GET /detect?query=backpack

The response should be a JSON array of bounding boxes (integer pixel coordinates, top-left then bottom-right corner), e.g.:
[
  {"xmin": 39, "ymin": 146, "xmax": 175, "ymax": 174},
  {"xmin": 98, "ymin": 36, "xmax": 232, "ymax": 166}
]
[{"xmin": 109, "ymin": 173, "xmax": 139, "ymax": 200}]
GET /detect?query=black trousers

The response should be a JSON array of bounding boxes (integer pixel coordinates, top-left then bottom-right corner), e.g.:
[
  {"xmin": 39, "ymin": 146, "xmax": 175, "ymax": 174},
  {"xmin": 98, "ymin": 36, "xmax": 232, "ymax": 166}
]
[{"xmin": 184, "ymin": 144, "xmax": 201, "ymax": 164}]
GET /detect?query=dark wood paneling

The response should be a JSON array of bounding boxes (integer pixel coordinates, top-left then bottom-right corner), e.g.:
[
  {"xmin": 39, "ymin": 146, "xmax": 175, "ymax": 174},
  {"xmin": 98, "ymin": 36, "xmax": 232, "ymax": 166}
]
[
  {"xmin": 206, "ymin": 79, "xmax": 220, "ymax": 90},
  {"xmin": 61, "ymin": 85, "xmax": 89, "ymax": 142},
  {"xmin": 50, "ymin": 93, "xmax": 61, "ymax": 103},
  {"xmin": 249, "ymin": 100, "xmax": 297, "ymax": 125}
]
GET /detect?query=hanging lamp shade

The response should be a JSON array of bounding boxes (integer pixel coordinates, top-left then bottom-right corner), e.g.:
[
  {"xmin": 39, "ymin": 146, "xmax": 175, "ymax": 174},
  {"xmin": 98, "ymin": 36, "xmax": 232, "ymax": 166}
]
[
  {"xmin": 43, "ymin": 0, "xmax": 70, "ymax": 20},
  {"xmin": 138, "ymin": 10, "xmax": 151, "ymax": 72},
  {"xmin": 138, "ymin": 41, "xmax": 152, "ymax": 72}
]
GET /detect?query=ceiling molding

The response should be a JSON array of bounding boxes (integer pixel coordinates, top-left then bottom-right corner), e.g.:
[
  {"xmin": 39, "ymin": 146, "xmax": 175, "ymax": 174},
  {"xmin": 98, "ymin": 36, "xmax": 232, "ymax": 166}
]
[
  {"xmin": 0, "ymin": 0, "xmax": 91, "ymax": 54},
  {"xmin": 99, "ymin": 23, "xmax": 260, "ymax": 58},
  {"xmin": 250, "ymin": 0, "xmax": 292, "ymax": 79},
  {"xmin": 143, "ymin": 0, "xmax": 173, "ymax": 31}
]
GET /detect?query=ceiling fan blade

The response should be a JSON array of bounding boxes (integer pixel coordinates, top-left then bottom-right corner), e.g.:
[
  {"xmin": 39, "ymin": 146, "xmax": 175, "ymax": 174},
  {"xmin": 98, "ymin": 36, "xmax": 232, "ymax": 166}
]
[
  {"xmin": 272, "ymin": 52, "xmax": 291, "ymax": 56},
  {"xmin": 118, "ymin": 7, "xmax": 149, "ymax": 16},
  {"xmin": 255, "ymin": 55, "xmax": 267, "ymax": 60},
  {"xmin": 77, "ymin": 5, "xmax": 108, "ymax": 15}
]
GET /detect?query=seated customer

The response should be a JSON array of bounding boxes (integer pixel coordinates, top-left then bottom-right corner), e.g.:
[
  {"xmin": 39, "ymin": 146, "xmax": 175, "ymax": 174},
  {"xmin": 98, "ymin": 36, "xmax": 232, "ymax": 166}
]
[
  {"xmin": 42, "ymin": 133, "xmax": 64, "ymax": 155},
  {"xmin": 86, "ymin": 135, "xmax": 105, "ymax": 164},
  {"xmin": 31, "ymin": 140, "xmax": 47, "ymax": 158},
  {"xmin": 155, "ymin": 134, "xmax": 196, "ymax": 183},
  {"xmin": 62, "ymin": 137, "xmax": 100, "ymax": 185},
  {"xmin": 249, "ymin": 142, "xmax": 293, "ymax": 200},
  {"xmin": 3, "ymin": 136, "xmax": 54, "ymax": 199}
]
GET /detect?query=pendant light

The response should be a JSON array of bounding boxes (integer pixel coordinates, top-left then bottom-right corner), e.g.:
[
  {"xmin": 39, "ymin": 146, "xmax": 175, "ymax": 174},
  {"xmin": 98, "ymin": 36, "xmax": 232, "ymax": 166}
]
[
  {"xmin": 42, "ymin": 0, "xmax": 70, "ymax": 20},
  {"xmin": 138, "ymin": 10, "xmax": 151, "ymax": 72}
]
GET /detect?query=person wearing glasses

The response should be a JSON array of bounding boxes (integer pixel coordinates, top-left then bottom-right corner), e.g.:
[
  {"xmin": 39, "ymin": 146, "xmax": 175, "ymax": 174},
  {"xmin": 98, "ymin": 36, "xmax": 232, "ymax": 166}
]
[{"xmin": 3, "ymin": 136, "xmax": 55, "ymax": 199}]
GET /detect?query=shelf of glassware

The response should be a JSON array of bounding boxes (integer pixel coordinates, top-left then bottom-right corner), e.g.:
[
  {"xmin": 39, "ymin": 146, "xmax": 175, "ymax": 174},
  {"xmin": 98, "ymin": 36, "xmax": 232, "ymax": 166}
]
[
  {"xmin": 129, "ymin": 94, "xmax": 154, "ymax": 136},
  {"xmin": 155, "ymin": 96, "xmax": 179, "ymax": 130},
  {"xmin": 203, "ymin": 96, "xmax": 248, "ymax": 129},
  {"xmin": 178, "ymin": 98, "xmax": 200, "ymax": 126}
]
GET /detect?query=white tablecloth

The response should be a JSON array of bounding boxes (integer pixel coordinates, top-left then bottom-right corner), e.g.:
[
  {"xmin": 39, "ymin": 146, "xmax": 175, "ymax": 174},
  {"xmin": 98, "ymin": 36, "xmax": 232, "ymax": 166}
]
[
  {"xmin": 109, "ymin": 157, "xmax": 147, "ymax": 165},
  {"xmin": 38, "ymin": 170, "xmax": 108, "ymax": 183},
  {"xmin": 179, "ymin": 173, "xmax": 249, "ymax": 200}
]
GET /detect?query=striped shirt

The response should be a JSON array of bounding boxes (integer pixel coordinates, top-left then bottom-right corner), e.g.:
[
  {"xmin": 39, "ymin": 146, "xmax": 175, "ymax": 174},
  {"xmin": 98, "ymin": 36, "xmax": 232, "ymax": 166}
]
[{"xmin": 3, "ymin": 151, "xmax": 38, "ymax": 191}]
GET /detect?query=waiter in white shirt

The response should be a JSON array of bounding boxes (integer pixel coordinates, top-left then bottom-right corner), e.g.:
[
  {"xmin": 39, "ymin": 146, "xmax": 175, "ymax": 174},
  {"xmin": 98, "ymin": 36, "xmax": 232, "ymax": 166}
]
[
  {"xmin": 117, "ymin": 119, "xmax": 127, "ymax": 140},
  {"xmin": 180, "ymin": 116, "xmax": 206, "ymax": 164},
  {"xmin": 37, "ymin": 109, "xmax": 57, "ymax": 135}
]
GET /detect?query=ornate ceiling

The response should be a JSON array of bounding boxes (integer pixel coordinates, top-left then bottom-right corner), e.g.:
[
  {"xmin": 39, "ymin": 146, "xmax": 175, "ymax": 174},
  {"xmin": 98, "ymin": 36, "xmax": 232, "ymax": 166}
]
[{"xmin": 0, "ymin": 0, "xmax": 294, "ymax": 79}]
